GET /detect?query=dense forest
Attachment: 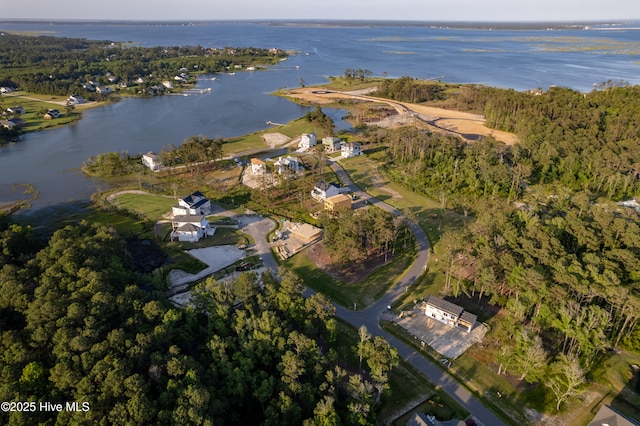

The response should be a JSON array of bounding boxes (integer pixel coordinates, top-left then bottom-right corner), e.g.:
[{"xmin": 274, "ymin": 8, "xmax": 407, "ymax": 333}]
[
  {"xmin": 0, "ymin": 33, "xmax": 287, "ymax": 96},
  {"xmin": 370, "ymin": 82, "xmax": 640, "ymax": 408},
  {"xmin": 0, "ymin": 220, "xmax": 398, "ymax": 425}
]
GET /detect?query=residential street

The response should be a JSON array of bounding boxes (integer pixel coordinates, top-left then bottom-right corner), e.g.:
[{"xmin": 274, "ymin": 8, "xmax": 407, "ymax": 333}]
[{"xmin": 326, "ymin": 160, "xmax": 505, "ymax": 426}]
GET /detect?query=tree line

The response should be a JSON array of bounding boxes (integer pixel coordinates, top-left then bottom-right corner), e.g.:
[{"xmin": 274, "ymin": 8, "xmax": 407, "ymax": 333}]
[
  {"xmin": 0, "ymin": 219, "xmax": 398, "ymax": 424},
  {"xmin": 365, "ymin": 80, "xmax": 640, "ymax": 410},
  {"xmin": 0, "ymin": 33, "xmax": 287, "ymax": 97}
]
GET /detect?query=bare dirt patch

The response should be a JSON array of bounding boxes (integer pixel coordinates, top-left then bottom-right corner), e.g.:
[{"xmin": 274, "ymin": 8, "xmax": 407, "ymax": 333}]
[
  {"xmin": 261, "ymin": 132, "xmax": 291, "ymax": 148},
  {"xmin": 283, "ymin": 87, "xmax": 519, "ymax": 145},
  {"xmin": 306, "ymin": 242, "xmax": 389, "ymax": 284}
]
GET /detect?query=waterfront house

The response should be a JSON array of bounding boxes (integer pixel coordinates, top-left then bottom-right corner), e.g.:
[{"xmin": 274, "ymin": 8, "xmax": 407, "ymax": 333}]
[
  {"xmin": 6, "ymin": 106, "xmax": 25, "ymax": 115},
  {"xmin": 95, "ymin": 86, "xmax": 112, "ymax": 94},
  {"xmin": 1, "ymin": 118, "xmax": 25, "ymax": 129},
  {"xmin": 341, "ymin": 142, "xmax": 362, "ymax": 159},
  {"xmin": 424, "ymin": 295, "xmax": 477, "ymax": 333},
  {"xmin": 172, "ymin": 191, "xmax": 211, "ymax": 216},
  {"xmin": 142, "ymin": 152, "xmax": 162, "ymax": 171},
  {"xmin": 299, "ymin": 132, "xmax": 317, "ymax": 149},
  {"xmin": 43, "ymin": 110, "xmax": 60, "ymax": 120},
  {"xmin": 311, "ymin": 180, "xmax": 341, "ymax": 201},
  {"xmin": 67, "ymin": 94, "xmax": 85, "ymax": 105},
  {"xmin": 170, "ymin": 215, "xmax": 215, "ymax": 242}
]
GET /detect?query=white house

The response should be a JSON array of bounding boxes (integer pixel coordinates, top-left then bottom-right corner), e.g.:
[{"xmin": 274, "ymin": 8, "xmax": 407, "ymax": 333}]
[
  {"xmin": 250, "ymin": 158, "xmax": 266, "ymax": 175},
  {"xmin": 273, "ymin": 156, "xmax": 300, "ymax": 175},
  {"xmin": 142, "ymin": 152, "xmax": 162, "ymax": 171},
  {"xmin": 341, "ymin": 142, "xmax": 362, "ymax": 159},
  {"xmin": 311, "ymin": 180, "xmax": 341, "ymax": 201},
  {"xmin": 6, "ymin": 106, "xmax": 25, "ymax": 115},
  {"xmin": 162, "ymin": 81, "xmax": 174, "ymax": 89},
  {"xmin": 0, "ymin": 87, "xmax": 13, "ymax": 93},
  {"xmin": 424, "ymin": 295, "xmax": 477, "ymax": 333},
  {"xmin": 67, "ymin": 94, "xmax": 86, "ymax": 105},
  {"xmin": 95, "ymin": 86, "xmax": 112, "ymax": 94},
  {"xmin": 171, "ymin": 215, "xmax": 215, "ymax": 242},
  {"xmin": 172, "ymin": 191, "xmax": 211, "ymax": 216},
  {"xmin": 299, "ymin": 132, "xmax": 317, "ymax": 149}
]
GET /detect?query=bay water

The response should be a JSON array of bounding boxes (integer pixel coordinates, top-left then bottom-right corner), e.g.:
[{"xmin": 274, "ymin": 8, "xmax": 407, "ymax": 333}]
[{"xmin": 1, "ymin": 21, "xmax": 639, "ymax": 209}]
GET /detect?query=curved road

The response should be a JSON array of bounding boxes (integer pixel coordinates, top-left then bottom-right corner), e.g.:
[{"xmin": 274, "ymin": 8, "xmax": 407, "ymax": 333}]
[{"xmin": 326, "ymin": 160, "xmax": 505, "ymax": 426}]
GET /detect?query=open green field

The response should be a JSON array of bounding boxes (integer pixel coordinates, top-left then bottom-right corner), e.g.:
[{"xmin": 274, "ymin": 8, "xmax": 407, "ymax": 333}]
[
  {"xmin": 222, "ymin": 117, "xmax": 319, "ymax": 154},
  {"xmin": 111, "ymin": 192, "xmax": 176, "ymax": 221},
  {"xmin": 310, "ymin": 76, "xmax": 384, "ymax": 91}
]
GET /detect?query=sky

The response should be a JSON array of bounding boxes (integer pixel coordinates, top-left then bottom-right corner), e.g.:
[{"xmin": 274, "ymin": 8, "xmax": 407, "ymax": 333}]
[{"xmin": 2, "ymin": 0, "xmax": 638, "ymax": 22}]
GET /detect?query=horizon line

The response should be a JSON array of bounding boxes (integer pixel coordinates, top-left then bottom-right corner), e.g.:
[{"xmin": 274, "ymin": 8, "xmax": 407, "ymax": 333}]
[{"xmin": 1, "ymin": 18, "xmax": 639, "ymax": 24}]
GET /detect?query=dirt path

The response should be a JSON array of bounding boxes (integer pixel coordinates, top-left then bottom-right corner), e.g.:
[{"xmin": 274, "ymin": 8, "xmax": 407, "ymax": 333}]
[{"xmin": 283, "ymin": 87, "xmax": 519, "ymax": 145}]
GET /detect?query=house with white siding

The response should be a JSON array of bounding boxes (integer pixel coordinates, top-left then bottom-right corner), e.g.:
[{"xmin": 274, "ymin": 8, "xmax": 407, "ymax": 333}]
[
  {"xmin": 299, "ymin": 132, "xmax": 317, "ymax": 149},
  {"xmin": 170, "ymin": 215, "xmax": 215, "ymax": 242},
  {"xmin": 172, "ymin": 191, "xmax": 211, "ymax": 216},
  {"xmin": 341, "ymin": 142, "xmax": 362, "ymax": 159},
  {"xmin": 142, "ymin": 152, "xmax": 162, "ymax": 171},
  {"xmin": 424, "ymin": 295, "xmax": 477, "ymax": 333}
]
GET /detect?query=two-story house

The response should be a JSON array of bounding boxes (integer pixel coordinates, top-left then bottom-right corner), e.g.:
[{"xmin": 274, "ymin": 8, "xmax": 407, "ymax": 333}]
[
  {"xmin": 172, "ymin": 191, "xmax": 211, "ymax": 216},
  {"xmin": 311, "ymin": 180, "xmax": 341, "ymax": 201},
  {"xmin": 424, "ymin": 295, "xmax": 477, "ymax": 333},
  {"xmin": 299, "ymin": 132, "xmax": 317, "ymax": 149}
]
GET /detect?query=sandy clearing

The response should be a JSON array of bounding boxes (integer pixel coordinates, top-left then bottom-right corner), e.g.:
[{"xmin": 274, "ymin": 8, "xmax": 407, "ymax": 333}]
[
  {"xmin": 283, "ymin": 87, "xmax": 519, "ymax": 145},
  {"xmin": 261, "ymin": 132, "xmax": 291, "ymax": 148}
]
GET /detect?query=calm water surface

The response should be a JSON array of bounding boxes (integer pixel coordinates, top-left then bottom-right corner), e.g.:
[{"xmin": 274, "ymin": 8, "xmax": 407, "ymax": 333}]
[{"xmin": 1, "ymin": 21, "xmax": 639, "ymax": 208}]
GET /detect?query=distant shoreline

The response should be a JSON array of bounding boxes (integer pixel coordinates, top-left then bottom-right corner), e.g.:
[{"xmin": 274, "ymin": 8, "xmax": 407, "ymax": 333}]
[{"xmin": 2, "ymin": 19, "xmax": 638, "ymax": 31}]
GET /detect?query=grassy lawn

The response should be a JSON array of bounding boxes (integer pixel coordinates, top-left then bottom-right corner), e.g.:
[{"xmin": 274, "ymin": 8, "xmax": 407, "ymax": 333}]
[
  {"xmin": 314, "ymin": 77, "xmax": 385, "ymax": 91},
  {"xmin": 111, "ymin": 192, "xmax": 176, "ymax": 221},
  {"xmin": 85, "ymin": 208, "xmax": 154, "ymax": 239},
  {"xmin": 222, "ymin": 117, "xmax": 319, "ymax": 155}
]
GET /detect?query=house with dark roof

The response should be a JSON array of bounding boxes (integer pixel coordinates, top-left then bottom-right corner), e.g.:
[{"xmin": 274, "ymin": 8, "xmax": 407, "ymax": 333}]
[
  {"xmin": 311, "ymin": 180, "xmax": 341, "ymax": 201},
  {"xmin": 43, "ymin": 110, "xmax": 60, "ymax": 120},
  {"xmin": 425, "ymin": 295, "xmax": 477, "ymax": 333},
  {"xmin": 172, "ymin": 191, "xmax": 211, "ymax": 216}
]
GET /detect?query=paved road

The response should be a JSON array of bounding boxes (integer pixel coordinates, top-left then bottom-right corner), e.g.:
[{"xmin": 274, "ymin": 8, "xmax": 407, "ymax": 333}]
[{"xmin": 328, "ymin": 160, "xmax": 505, "ymax": 426}]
